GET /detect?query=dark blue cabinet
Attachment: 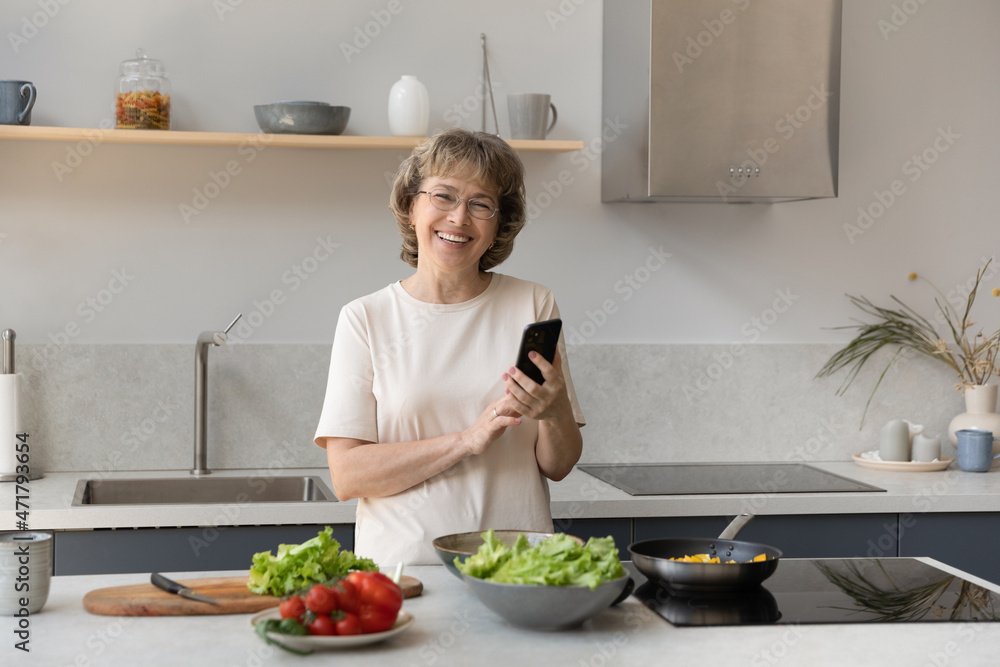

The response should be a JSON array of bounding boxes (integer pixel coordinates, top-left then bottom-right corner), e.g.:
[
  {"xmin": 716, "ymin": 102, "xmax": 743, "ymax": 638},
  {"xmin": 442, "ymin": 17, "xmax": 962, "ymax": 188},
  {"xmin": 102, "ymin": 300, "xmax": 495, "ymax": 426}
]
[
  {"xmin": 51, "ymin": 512, "xmax": 1000, "ymax": 584},
  {"xmin": 634, "ymin": 514, "xmax": 900, "ymax": 559},
  {"xmin": 53, "ymin": 524, "xmax": 354, "ymax": 576},
  {"xmin": 554, "ymin": 516, "xmax": 632, "ymax": 561},
  {"xmin": 898, "ymin": 512, "xmax": 1000, "ymax": 585}
]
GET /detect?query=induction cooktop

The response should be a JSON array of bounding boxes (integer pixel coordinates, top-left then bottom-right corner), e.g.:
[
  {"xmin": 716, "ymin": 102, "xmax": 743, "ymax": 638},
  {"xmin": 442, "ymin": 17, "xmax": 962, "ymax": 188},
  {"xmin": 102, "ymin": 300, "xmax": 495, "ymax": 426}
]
[
  {"xmin": 629, "ymin": 558, "xmax": 1000, "ymax": 626},
  {"xmin": 577, "ymin": 463, "xmax": 884, "ymax": 495}
]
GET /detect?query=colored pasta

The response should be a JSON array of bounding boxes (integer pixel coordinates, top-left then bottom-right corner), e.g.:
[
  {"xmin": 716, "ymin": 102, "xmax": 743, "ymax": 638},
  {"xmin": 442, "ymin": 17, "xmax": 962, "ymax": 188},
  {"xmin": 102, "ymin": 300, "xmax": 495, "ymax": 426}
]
[{"xmin": 116, "ymin": 90, "xmax": 170, "ymax": 130}]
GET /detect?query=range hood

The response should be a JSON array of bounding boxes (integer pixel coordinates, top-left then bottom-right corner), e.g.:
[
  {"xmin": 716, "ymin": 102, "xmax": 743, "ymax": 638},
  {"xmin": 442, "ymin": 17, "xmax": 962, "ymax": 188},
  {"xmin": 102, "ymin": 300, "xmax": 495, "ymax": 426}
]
[{"xmin": 602, "ymin": 0, "xmax": 843, "ymax": 203}]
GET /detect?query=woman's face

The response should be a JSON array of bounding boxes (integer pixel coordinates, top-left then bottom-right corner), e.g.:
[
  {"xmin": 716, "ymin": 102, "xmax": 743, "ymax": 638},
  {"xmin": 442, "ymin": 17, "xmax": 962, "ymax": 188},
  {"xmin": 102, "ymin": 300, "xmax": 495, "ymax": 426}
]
[{"xmin": 409, "ymin": 174, "xmax": 499, "ymax": 276}]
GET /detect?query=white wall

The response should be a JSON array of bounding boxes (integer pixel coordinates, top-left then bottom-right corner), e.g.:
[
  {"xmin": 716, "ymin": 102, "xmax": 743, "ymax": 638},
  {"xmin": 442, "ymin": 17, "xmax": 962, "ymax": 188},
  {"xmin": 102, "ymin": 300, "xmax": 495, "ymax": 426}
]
[{"xmin": 2, "ymin": 0, "xmax": 998, "ymax": 346}]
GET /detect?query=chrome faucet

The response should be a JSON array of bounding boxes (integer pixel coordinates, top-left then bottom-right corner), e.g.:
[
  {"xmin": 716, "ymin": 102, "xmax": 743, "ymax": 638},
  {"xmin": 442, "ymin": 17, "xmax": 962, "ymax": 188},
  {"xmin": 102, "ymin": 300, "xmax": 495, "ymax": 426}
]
[{"xmin": 192, "ymin": 314, "xmax": 242, "ymax": 476}]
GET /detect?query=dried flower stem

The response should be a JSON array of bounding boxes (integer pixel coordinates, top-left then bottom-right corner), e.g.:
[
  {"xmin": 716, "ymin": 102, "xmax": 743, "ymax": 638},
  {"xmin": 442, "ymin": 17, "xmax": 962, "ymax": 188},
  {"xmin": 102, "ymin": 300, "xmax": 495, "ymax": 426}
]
[{"xmin": 817, "ymin": 259, "xmax": 999, "ymax": 425}]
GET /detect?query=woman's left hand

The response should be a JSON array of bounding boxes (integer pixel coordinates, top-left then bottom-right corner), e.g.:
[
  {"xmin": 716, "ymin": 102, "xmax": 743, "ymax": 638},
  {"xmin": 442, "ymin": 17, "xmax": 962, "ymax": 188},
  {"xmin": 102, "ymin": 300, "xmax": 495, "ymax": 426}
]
[
  {"xmin": 502, "ymin": 348, "xmax": 574, "ymax": 422},
  {"xmin": 504, "ymin": 347, "xmax": 582, "ymax": 482}
]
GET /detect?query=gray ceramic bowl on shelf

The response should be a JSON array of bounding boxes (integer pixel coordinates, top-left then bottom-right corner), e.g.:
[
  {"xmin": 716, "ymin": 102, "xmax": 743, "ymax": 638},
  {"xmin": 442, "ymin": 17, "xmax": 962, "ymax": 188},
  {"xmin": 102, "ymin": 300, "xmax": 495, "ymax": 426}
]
[
  {"xmin": 432, "ymin": 530, "xmax": 585, "ymax": 579},
  {"xmin": 460, "ymin": 572, "xmax": 631, "ymax": 631},
  {"xmin": 253, "ymin": 101, "xmax": 350, "ymax": 135}
]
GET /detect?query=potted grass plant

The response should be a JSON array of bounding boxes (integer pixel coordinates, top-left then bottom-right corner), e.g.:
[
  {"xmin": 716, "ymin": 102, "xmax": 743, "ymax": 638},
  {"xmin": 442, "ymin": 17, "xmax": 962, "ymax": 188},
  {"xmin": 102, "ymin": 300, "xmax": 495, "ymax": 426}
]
[{"xmin": 817, "ymin": 259, "xmax": 1000, "ymax": 439}]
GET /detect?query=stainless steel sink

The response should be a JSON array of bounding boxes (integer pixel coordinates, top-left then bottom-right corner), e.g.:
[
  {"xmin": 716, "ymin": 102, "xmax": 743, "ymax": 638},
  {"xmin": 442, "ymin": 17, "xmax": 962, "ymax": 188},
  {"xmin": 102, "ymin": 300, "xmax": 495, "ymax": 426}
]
[{"xmin": 71, "ymin": 475, "xmax": 337, "ymax": 506}]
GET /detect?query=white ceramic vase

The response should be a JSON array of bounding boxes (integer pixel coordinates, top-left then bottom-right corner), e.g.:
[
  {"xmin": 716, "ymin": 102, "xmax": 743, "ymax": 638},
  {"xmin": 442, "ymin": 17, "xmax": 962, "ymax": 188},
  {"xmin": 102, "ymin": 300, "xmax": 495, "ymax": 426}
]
[
  {"xmin": 947, "ymin": 384, "xmax": 1000, "ymax": 453},
  {"xmin": 388, "ymin": 75, "xmax": 429, "ymax": 137}
]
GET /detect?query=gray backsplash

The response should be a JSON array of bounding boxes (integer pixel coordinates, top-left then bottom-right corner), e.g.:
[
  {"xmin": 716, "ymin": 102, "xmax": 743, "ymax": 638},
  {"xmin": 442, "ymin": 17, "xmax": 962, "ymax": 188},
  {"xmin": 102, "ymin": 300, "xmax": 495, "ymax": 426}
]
[{"xmin": 19, "ymin": 343, "xmax": 966, "ymax": 474}]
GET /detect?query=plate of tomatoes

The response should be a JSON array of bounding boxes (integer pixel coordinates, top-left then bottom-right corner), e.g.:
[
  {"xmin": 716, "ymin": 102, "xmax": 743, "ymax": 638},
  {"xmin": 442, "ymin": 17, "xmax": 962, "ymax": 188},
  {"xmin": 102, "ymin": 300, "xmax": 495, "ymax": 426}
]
[{"xmin": 251, "ymin": 571, "xmax": 412, "ymax": 654}]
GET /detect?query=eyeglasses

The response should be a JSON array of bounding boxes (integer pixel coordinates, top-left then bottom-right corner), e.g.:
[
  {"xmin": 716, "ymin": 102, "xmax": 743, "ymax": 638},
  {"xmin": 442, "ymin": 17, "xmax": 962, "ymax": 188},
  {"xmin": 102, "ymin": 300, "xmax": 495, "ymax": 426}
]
[{"xmin": 416, "ymin": 189, "xmax": 498, "ymax": 220}]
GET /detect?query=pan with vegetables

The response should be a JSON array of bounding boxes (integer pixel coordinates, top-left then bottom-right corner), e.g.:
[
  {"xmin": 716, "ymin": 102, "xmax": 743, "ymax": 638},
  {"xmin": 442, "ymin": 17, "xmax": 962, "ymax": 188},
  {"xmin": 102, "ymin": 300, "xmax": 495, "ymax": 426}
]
[{"xmin": 628, "ymin": 513, "xmax": 782, "ymax": 591}]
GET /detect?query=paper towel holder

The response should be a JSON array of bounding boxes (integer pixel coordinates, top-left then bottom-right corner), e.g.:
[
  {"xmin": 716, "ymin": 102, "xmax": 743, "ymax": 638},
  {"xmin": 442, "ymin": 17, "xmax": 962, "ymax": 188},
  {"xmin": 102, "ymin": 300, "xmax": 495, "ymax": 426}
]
[
  {"xmin": 0, "ymin": 329, "xmax": 42, "ymax": 482},
  {"xmin": 0, "ymin": 396, "xmax": 43, "ymax": 481}
]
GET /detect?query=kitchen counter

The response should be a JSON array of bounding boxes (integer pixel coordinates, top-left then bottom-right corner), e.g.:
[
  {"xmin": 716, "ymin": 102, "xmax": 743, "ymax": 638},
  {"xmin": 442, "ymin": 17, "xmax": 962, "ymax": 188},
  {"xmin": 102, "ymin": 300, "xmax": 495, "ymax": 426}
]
[
  {"xmin": 3, "ymin": 461, "xmax": 1000, "ymax": 531},
  {"xmin": 5, "ymin": 562, "xmax": 1000, "ymax": 667}
]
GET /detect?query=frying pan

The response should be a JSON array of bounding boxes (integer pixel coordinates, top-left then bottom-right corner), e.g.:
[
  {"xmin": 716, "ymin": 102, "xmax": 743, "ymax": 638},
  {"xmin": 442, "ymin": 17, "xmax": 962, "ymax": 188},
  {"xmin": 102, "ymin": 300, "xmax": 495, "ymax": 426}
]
[{"xmin": 628, "ymin": 513, "xmax": 782, "ymax": 591}]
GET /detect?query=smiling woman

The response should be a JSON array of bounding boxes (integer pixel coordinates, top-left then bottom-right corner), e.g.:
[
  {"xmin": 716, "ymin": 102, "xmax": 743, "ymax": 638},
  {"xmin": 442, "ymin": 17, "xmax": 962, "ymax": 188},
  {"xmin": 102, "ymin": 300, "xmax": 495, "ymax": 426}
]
[
  {"xmin": 313, "ymin": 129, "xmax": 586, "ymax": 566},
  {"xmin": 390, "ymin": 129, "xmax": 527, "ymax": 279}
]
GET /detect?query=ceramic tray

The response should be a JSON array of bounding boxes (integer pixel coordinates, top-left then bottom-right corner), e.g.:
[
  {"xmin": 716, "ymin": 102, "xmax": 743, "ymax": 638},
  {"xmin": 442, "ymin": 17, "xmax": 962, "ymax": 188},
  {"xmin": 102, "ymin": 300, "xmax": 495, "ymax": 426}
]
[{"xmin": 852, "ymin": 452, "xmax": 953, "ymax": 472}]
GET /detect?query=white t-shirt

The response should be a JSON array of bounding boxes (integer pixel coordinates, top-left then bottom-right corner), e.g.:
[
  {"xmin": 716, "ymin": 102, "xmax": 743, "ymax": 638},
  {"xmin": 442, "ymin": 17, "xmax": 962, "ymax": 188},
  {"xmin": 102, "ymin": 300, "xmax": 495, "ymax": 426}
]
[{"xmin": 314, "ymin": 273, "xmax": 585, "ymax": 566}]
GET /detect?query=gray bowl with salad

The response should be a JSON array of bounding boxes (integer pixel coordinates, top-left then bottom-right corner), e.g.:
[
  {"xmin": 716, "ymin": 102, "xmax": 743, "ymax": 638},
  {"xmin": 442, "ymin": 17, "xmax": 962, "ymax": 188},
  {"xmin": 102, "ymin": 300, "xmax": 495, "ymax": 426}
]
[{"xmin": 454, "ymin": 530, "xmax": 631, "ymax": 631}]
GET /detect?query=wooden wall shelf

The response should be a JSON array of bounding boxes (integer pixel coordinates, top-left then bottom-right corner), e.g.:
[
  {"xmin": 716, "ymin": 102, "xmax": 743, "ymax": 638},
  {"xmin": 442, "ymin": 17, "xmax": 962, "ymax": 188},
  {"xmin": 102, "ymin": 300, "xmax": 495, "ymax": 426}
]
[{"xmin": 0, "ymin": 125, "xmax": 583, "ymax": 153}]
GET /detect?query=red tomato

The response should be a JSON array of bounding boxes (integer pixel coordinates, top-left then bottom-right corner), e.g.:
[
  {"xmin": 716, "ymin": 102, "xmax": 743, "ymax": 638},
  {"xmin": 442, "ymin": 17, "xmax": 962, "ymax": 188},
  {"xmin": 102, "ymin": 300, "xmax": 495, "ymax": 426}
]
[
  {"xmin": 305, "ymin": 584, "xmax": 337, "ymax": 615},
  {"xmin": 334, "ymin": 579, "xmax": 359, "ymax": 613},
  {"xmin": 278, "ymin": 595, "xmax": 306, "ymax": 620},
  {"xmin": 347, "ymin": 571, "xmax": 403, "ymax": 615},
  {"xmin": 334, "ymin": 612, "xmax": 362, "ymax": 636},
  {"xmin": 307, "ymin": 614, "xmax": 336, "ymax": 636},
  {"xmin": 358, "ymin": 604, "xmax": 397, "ymax": 634}
]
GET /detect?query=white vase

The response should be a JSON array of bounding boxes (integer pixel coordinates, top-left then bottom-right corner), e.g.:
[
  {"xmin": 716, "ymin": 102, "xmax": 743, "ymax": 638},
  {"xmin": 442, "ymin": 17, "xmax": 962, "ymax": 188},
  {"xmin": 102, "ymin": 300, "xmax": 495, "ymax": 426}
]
[
  {"xmin": 388, "ymin": 75, "xmax": 429, "ymax": 137},
  {"xmin": 947, "ymin": 384, "xmax": 1000, "ymax": 454}
]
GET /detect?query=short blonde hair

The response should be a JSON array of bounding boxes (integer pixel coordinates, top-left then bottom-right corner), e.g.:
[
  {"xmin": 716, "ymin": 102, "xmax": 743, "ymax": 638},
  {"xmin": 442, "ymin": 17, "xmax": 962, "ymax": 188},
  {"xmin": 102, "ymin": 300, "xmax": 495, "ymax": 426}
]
[{"xmin": 389, "ymin": 129, "xmax": 527, "ymax": 270}]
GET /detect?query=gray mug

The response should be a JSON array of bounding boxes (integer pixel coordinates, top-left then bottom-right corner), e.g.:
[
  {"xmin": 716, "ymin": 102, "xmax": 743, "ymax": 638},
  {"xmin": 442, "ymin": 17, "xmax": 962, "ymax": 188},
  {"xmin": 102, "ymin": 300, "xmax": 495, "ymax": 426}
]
[
  {"xmin": 0, "ymin": 80, "xmax": 36, "ymax": 125},
  {"xmin": 0, "ymin": 531, "xmax": 52, "ymax": 614},
  {"xmin": 507, "ymin": 93, "xmax": 557, "ymax": 140}
]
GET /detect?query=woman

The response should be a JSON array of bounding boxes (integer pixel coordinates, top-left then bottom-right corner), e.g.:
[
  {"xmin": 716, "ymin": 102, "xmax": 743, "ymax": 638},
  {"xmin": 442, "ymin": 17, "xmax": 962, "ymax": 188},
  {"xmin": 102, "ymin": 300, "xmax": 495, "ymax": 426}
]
[{"xmin": 314, "ymin": 129, "xmax": 584, "ymax": 565}]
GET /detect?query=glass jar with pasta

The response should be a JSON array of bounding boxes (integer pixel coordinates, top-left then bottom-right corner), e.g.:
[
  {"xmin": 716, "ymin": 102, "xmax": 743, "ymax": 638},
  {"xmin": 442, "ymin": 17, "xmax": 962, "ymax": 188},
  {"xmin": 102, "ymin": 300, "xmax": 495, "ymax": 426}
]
[{"xmin": 115, "ymin": 48, "xmax": 171, "ymax": 130}]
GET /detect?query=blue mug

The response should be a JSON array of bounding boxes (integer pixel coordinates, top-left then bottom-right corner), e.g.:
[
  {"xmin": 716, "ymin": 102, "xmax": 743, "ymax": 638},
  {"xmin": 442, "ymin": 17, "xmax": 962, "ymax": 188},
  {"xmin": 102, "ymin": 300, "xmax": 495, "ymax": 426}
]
[
  {"xmin": 0, "ymin": 80, "xmax": 36, "ymax": 125},
  {"xmin": 955, "ymin": 429, "xmax": 1000, "ymax": 472}
]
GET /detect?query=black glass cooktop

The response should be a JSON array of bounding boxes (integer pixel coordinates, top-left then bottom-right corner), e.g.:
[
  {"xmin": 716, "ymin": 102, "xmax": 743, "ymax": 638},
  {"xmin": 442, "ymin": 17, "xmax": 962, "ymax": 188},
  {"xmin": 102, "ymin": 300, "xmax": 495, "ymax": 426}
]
[
  {"xmin": 578, "ymin": 463, "xmax": 884, "ymax": 495},
  {"xmin": 630, "ymin": 558, "xmax": 1000, "ymax": 626}
]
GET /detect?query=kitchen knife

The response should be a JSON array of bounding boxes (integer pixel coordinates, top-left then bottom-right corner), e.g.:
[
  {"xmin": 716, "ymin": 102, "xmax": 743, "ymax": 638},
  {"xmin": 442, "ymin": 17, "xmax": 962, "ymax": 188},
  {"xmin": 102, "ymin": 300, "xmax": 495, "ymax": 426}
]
[{"xmin": 150, "ymin": 573, "xmax": 220, "ymax": 606}]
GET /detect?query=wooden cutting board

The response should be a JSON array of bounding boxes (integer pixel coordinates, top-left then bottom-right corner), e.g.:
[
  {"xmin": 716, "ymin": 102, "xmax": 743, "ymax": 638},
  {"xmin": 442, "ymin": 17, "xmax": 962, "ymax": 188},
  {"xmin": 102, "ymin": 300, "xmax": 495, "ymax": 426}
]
[{"xmin": 83, "ymin": 575, "xmax": 423, "ymax": 616}]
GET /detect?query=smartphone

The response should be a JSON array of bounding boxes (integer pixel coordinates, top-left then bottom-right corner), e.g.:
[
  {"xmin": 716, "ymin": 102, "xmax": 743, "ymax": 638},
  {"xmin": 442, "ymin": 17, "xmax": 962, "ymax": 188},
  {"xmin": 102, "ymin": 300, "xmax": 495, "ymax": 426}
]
[{"xmin": 514, "ymin": 318, "xmax": 562, "ymax": 385}]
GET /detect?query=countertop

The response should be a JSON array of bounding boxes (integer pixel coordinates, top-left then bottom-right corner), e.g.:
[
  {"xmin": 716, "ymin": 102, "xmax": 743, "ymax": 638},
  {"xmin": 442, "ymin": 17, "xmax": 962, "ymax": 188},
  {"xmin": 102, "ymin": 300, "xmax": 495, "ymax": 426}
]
[
  {"xmin": 5, "ymin": 562, "xmax": 1000, "ymax": 666},
  {"xmin": 3, "ymin": 461, "xmax": 1000, "ymax": 531}
]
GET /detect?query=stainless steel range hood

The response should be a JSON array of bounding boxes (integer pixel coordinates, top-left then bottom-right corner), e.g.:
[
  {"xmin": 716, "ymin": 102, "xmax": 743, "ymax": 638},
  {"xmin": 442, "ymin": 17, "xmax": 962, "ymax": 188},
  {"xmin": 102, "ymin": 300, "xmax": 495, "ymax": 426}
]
[{"xmin": 602, "ymin": 0, "xmax": 842, "ymax": 203}]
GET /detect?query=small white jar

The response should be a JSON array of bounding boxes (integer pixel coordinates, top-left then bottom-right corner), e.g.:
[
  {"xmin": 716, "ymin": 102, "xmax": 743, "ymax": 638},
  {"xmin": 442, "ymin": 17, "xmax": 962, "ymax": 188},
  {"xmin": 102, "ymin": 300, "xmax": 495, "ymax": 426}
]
[{"xmin": 388, "ymin": 75, "xmax": 429, "ymax": 137}]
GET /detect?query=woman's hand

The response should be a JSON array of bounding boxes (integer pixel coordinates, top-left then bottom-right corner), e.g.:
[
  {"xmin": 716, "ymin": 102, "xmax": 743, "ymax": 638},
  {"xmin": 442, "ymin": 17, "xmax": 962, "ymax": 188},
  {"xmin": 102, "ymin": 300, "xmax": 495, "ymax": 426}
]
[
  {"xmin": 325, "ymin": 396, "xmax": 521, "ymax": 499},
  {"xmin": 503, "ymin": 349, "xmax": 574, "ymax": 422},
  {"xmin": 460, "ymin": 398, "xmax": 522, "ymax": 457},
  {"xmin": 324, "ymin": 396, "xmax": 528, "ymax": 501},
  {"xmin": 503, "ymin": 348, "xmax": 583, "ymax": 481}
]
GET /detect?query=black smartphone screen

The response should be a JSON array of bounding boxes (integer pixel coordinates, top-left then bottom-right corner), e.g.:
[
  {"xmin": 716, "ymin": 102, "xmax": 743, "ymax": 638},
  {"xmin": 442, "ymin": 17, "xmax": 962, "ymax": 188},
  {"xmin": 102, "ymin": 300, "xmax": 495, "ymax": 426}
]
[{"xmin": 514, "ymin": 318, "xmax": 562, "ymax": 385}]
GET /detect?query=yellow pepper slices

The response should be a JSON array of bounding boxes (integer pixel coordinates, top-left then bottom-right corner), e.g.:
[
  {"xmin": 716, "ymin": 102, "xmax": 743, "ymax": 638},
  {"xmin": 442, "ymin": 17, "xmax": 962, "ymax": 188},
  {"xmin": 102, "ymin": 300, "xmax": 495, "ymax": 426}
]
[{"xmin": 668, "ymin": 552, "xmax": 769, "ymax": 563}]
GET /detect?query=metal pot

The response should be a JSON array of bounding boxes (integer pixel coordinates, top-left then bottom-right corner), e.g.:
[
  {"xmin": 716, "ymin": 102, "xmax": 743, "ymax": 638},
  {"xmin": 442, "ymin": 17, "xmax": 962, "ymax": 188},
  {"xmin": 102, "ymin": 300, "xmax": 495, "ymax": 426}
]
[{"xmin": 628, "ymin": 513, "xmax": 782, "ymax": 591}]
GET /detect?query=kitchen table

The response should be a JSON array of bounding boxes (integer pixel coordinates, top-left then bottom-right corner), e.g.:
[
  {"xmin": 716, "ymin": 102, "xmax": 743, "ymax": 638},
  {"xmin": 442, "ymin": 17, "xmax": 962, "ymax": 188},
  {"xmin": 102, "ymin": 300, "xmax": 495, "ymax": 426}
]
[{"xmin": 5, "ymin": 562, "xmax": 1000, "ymax": 666}]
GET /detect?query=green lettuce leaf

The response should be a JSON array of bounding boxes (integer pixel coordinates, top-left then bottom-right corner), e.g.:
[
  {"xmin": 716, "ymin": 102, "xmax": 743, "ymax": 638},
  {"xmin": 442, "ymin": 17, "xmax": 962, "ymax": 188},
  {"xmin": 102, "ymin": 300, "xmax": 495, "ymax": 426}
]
[
  {"xmin": 247, "ymin": 526, "xmax": 378, "ymax": 596},
  {"xmin": 456, "ymin": 530, "xmax": 624, "ymax": 590},
  {"xmin": 453, "ymin": 529, "xmax": 513, "ymax": 579}
]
